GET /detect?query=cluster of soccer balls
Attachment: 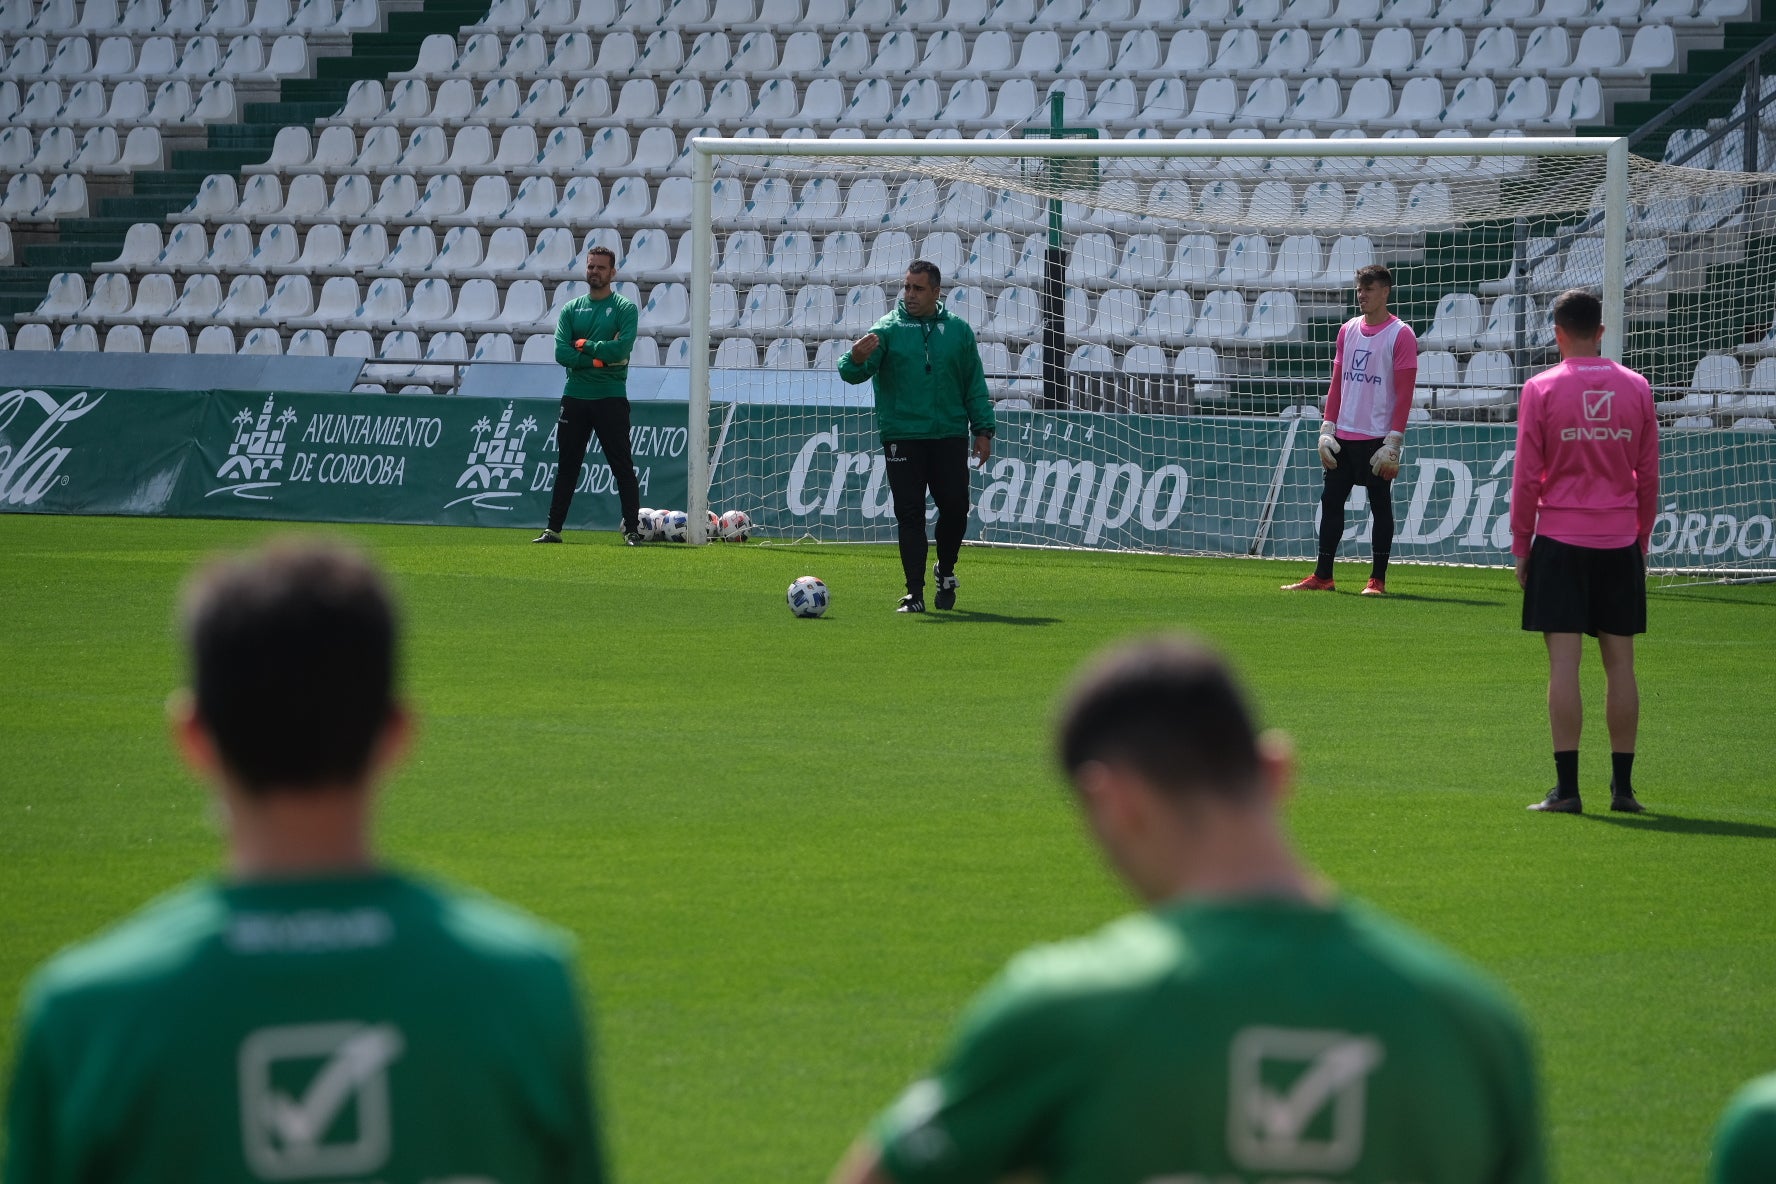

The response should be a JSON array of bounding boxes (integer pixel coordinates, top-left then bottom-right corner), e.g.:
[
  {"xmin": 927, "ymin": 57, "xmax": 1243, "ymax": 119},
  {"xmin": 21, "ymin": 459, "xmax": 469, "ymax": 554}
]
[{"xmin": 636, "ymin": 507, "xmax": 751, "ymax": 543}]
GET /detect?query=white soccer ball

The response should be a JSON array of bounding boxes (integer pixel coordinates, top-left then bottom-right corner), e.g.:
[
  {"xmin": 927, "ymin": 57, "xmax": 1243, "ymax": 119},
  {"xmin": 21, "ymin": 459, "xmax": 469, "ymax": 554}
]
[
  {"xmin": 707, "ymin": 509, "xmax": 721, "ymax": 539},
  {"xmin": 787, "ymin": 575, "xmax": 829, "ymax": 618},
  {"xmin": 637, "ymin": 507, "xmax": 662, "ymax": 541},
  {"xmin": 661, "ymin": 510, "xmax": 688, "ymax": 542},
  {"xmin": 718, "ymin": 509, "xmax": 751, "ymax": 542}
]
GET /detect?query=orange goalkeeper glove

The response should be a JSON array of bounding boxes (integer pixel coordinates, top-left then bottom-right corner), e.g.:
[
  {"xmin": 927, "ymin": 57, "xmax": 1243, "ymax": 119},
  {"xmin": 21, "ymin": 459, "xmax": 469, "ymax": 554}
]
[{"xmin": 574, "ymin": 338, "xmax": 587, "ymax": 350}]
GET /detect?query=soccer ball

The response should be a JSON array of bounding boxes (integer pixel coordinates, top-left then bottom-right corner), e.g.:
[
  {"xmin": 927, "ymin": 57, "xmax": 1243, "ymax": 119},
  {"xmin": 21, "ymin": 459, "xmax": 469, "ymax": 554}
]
[
  {"xmin": 718, "ymin": 509, "xmax": 751, "ymax": 542},
  {"xmin": 787, "ymin": 575, "xmax": 828, "ymax": 618},
  {"xmin": 707, "ymin": 509, "xmax": 721, "ymax": 539},
  {"xmin": 637, "ymin": 507, "xmax": 662, "ymax": 541},
  {"xmin": 660, "ymin": 510, "xmax": 688, "ymax": 542}
]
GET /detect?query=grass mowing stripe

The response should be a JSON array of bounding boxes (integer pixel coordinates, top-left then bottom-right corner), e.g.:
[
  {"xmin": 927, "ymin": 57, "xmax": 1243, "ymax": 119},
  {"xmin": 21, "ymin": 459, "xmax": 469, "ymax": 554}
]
[{"xmin": 1, "ymin": 515, "xmax": 1772, "ymax": 1182}]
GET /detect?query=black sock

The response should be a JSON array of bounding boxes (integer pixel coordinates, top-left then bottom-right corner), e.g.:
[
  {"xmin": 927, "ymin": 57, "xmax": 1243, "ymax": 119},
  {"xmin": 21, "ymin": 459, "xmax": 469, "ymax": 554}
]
[
  {"xmin": 1554, "ymin": 750, "xmax": 1579, "ymax": 798},
  {"xmin": 1611, "ymin": 752, "xmax": 1635, "ymax": 796}
]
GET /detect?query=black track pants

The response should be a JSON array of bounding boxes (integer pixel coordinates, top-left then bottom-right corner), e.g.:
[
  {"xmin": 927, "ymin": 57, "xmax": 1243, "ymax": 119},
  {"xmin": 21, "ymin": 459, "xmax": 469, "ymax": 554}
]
[
  {"xmin": 1316, "ymin": 435, "xmax": 1395, "ymax": 581},
  {"xmin": 547, "ymin": 395, "xmax": 640, "ymax": 534},
  {"xmin": 883, "ymin": 436, "xmax": 971, "ymax": 595}
]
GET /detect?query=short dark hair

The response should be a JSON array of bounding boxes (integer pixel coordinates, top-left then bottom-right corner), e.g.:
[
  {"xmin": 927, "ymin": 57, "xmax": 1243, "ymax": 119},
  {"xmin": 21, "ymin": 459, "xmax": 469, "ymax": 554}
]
[
  {"xmin": 587, "ymin": 246, "xmax": 616, "ymax": 266},
  {"xmin": 906, "ymin": 259, "xmax": 942, "ymax": 289},
  {"xmin": 181, "ymin": 540, "xmax": 399, "ymax": 794},
  {"xmin": 1355, "ymin": 263, "xmax": 1393, "ymax": 289},
  {"xmin": 1551, "ymin": 288, "xmax": 1603, "ymax": 335},
  {"xmin": 1057, "ymin": 637, "xmax": 1263, "ymax": 801}
]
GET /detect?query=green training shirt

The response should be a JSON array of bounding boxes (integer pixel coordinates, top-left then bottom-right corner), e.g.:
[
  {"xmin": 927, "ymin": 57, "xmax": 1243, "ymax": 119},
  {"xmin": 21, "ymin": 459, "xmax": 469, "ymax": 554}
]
[
  {"xmin": 1711, "ymin": 1072, "xmax": 1776, "ymax": 1184},
  {"xmin": 555, "ymin": 291, "xmax": 638, "ymax": 400},
  {"xmin": 836, "ymin": 300, "xmax": 995, "ymax": 444},
  {"xmin": 5, "ymin": 872, "xmax": 607, "ymax": 1184},
  {"xmin": 873, "ymin": 897, "xmax": 1544, "ymax": 1184}
]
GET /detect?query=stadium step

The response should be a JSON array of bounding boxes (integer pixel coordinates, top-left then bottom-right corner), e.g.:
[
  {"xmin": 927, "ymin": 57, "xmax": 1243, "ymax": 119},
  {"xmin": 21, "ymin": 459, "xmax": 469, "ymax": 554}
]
[
  {"xmin": 0, "ymin": 293, "xmax": 46, "ymax": 318},
  {"xmin": 96, "ymin": 194, "xmax": 199, "ymax": 222},
  {"xmin": 58, "ymin": 217, "xmax": 139, "ymax": 241},
  {"xmin": 21, "ymin": 242, "xmax": 120, "ymax": 270},
  {"xmin": 317, "ymin": 51, "xmax": 424, "ymax": 81},
  {"xmin": 171, "ymin": 148, "xmax": 270, "ymax": 175},
  {"xmin": 242, "ymin": 97, "xmax": 350, "ymax": 124},
  {"xmin": 0, "ymin": 268, "xmax": 69, "ymax": 293},
  {"xmin": 131, "ymin": 171, "xmax": 216, "ymax": 197},
  {"xmin": 206, "ymin": 125, "xmax": 284, "ymax": 154}
]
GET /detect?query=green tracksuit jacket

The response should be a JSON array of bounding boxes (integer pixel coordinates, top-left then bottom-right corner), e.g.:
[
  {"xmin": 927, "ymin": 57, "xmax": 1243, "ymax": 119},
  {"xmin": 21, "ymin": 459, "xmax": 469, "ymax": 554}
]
[
  {"xmin": 837, "ymin": 300, "xmax": 997, "ymax": 443},
  {"xmin": 555, "ymin": 292, "xmax": 638, "ymax": 399}
]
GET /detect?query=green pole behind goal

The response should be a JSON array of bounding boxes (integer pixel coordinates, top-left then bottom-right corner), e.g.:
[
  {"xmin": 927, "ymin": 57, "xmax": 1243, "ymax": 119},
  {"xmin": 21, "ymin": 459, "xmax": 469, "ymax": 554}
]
[{"xmin": 1021, "ymin": 94, "xmax": 1098, "ymax": 411}]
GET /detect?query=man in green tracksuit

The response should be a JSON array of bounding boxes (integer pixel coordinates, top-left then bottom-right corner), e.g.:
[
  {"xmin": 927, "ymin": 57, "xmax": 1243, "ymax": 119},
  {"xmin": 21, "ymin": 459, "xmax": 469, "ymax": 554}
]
[
  {"xmin": 839, "ymin": 261, "xmax": 995, "ymax": 613},
  {"xmin": 537, "ymin": 245, "xmax": 642, "ymax": 545}
]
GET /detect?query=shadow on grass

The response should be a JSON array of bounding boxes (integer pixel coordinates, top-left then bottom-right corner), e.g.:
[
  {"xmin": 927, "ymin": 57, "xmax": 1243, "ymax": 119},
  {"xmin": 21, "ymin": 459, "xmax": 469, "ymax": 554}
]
[
  {"xmin": 1651, "ymin": 587, "xmax": 1776, "ymax": 608},
  {"xmin": 1582, "ymin": 812, "xmax": 1776, "ymax": 840},
  {"xmin": 921, "ymin": 610, "xmax": 1063, "ymax": 627},
  {"xmin": 1360, "ymin": 592, "xmax": 1502, "ymax": 607}
]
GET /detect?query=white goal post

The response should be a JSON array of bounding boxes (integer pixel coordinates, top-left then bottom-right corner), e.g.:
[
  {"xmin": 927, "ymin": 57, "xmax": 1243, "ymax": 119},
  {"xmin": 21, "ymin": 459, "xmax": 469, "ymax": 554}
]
[{"xmin": 679, "ymin": 132, "xmax": 1776, "ymax": 582}]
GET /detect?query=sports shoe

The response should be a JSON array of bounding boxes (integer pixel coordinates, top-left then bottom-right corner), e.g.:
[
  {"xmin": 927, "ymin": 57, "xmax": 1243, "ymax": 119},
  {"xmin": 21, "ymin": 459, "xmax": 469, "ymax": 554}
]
[
  {"xmin": 533, "ymin": 529, "xmax": 562, "ymax": 544},
  {"xmin": 1527, "ymin": 788, "xmax": 1582, "ymax": 813},
  {"xmin": 1361, "ymin": 577, "xmax": 1386, "ymax": 596},
  {"xmin": 1281, "ymin": 574, "xmax": 1335, "ymax": 592},
  {"xmin": 1609, "ymin": 780, "xmax": 1646, "ymax": 813},
  {"xmin": 623, "ymin": 531, "xmax": 645, "ymax": 546},
  {"xmin": 933, "ymin": 565, "xmax": 959, "ymax": 610},
  {"xmin": 896, "ymin": 593, "xmax": 925, "ymax": 613}
]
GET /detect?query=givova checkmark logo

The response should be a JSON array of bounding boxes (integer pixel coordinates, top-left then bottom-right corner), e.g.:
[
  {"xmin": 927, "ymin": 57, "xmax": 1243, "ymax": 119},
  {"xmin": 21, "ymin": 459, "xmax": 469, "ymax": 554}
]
[
  {"xmin": 1226, "ymin": 1026, "xmax": 1385, "ymax": 1173},
  {"xmin": 238, "ymin": 1022, "xmax": 406, "ymax": 1180}
]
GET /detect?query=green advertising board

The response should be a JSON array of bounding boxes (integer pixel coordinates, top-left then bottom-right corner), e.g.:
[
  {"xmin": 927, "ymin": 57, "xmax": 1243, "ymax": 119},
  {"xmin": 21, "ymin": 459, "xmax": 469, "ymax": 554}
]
[
  {"xmin": 711, "ymin": 406, "xmax": 1776, "ymax": 569},
  {"xmin": 0, "ymin": 387, "xmax": 688, "ymax": 530},
  {"xmin": 6, "ymin": 385, "xmax": 1773, "ymax": 571}
]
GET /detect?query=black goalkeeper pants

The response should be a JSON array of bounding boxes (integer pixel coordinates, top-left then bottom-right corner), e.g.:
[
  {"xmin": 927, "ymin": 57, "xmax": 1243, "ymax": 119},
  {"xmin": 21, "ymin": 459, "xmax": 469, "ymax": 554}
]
[
  {"xmin": 547, "ymin": 395, "xmax": 640, "ymax": 534},
  {"xmin": 1316, "ymin": 435, "xmax": 1395, "ymax": 581},
  {"xmin": 884, "ymin": 436, "xmax": 971, "ymax": 595}
]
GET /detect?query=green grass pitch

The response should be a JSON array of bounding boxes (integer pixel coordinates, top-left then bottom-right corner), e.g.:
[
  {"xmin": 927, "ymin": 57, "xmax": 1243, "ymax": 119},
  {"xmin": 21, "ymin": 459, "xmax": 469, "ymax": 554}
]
[{"xmin": 2, "ymin": 514, "xmax": 1773, "ymax": 1182}]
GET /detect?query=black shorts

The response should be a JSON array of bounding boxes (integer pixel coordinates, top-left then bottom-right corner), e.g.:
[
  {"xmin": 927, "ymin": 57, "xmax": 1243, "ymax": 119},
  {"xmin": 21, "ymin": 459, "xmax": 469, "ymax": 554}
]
[{"xmin": 1521, "ymin": 536, "xmax": 1647, "ymax": 636}]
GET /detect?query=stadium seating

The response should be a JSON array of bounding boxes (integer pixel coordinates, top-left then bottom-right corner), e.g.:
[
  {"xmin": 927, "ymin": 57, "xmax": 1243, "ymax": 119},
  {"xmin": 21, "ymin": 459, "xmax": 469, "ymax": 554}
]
[{"xmin": 0, "ymin": 0, "xmax": 1758, "ymax": 410}]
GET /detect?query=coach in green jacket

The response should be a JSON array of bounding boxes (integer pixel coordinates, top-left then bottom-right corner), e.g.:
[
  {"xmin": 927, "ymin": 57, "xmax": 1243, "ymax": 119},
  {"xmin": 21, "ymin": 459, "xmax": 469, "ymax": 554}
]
[
  {"xmin": 838, "ymin": 261, "xmax": 996, "ymax": 613},
  {"xmin": 536, "ymin": 245, "xmax": 642, "ymax": 545}
]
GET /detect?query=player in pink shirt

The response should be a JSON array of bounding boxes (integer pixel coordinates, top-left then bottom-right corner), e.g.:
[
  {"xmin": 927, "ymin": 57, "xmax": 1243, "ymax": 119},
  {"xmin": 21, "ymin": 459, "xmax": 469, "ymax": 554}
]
[
  {"xmin": 1283, "ymin": 264, "xmax": 1417, "ymax": 596},
  {"xmin": 1512, "ymin": 289, "xmax": 1659, "ymax": 814}
]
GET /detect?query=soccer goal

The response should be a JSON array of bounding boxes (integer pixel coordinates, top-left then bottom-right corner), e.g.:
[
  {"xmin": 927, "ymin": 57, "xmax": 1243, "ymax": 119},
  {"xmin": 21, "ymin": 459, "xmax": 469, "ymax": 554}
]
[{"xmin": 683, "ymin": 134, "xmax": 1776, "ymax": 582}]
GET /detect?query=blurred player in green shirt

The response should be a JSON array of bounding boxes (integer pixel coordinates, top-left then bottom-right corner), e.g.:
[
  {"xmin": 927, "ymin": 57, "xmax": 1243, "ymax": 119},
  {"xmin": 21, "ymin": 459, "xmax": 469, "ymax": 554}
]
[
  {"xmin": 4, "ymin": 541, "xmax": 608, "ymax": 1184},
  {"xmin": 1712, "ymin": 1072, "xmax": 1776, "ymax": 1183},
  {"xmin": 831, "ymin": 636, "xmax": 1545, "ymax": 1184}
]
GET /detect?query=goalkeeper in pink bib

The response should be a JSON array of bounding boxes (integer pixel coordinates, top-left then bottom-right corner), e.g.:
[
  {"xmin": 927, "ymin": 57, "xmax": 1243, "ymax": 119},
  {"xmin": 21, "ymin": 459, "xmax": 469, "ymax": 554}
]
[
  {"xmin": 1513, "ymin": 289, "xmax": 1659, "ymax": 815},
  {"xmin": 1283, "ymin": 264, "xmax": 1417, "ymax": 596}
]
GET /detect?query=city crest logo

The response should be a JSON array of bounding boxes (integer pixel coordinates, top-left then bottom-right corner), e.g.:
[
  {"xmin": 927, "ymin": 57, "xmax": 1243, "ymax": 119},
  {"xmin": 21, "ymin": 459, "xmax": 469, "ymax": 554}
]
[
  {"xmin": 445, "ymin": 402, "xmax": 539, "ymax": 510},
  {"xmin": 209, "ymin": 396, "xmax": 296, "ymax": 500}
]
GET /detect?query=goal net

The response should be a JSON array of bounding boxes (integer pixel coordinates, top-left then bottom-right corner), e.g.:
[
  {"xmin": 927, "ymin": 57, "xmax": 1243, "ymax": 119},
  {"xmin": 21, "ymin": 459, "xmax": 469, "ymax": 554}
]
[{"xmin": 683, "ymin": 135, "xmax": 1776, "ymax": 581}]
